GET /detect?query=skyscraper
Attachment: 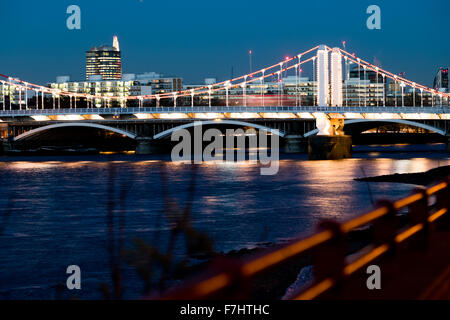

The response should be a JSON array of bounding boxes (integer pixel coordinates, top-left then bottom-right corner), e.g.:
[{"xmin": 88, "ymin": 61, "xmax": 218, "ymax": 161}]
[
  {"xmin": 86, "ymin": 36, "xmax": 122, "ymax": 80},
  {"xmin": 433, "ymin": 67, "xmax": 449, "ymax": 92}
]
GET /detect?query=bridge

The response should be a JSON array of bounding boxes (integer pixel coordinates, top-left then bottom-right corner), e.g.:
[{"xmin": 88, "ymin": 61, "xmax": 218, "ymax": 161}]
[{"xmin": 1, "ymin": 45, "xmax": 449, "ymax": 156}]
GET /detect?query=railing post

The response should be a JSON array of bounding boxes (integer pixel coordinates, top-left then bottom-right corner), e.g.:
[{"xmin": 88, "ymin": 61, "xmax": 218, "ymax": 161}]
[
  {"xmin": 162, "ymin": 257, "xmax": 248, "ymax": 300},
  {"xmin": 313, "ymin": 220, "xmax": 346, "ymax": 288},
  {"xmin": 434, "ymin": 178, "xmax": 450, "ymax": 230},
  {"xmin": 373, "ymin": 200, "xmax": 398, "ymax": 255},
  {"xmin": 408, "ymin": 188, "xmax": 429, "ymax": 249}
]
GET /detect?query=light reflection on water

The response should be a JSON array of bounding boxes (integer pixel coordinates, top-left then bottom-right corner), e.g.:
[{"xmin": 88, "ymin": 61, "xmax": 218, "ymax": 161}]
[{"xmin": 0, "ymin": 147, "xmax": 449, "ymax": 299}]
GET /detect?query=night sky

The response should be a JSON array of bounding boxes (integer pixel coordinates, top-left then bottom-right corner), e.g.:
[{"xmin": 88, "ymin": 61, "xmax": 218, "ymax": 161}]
[{"xmin": 0, "ymin": 0, "xmax": 448, "ymax": 87}]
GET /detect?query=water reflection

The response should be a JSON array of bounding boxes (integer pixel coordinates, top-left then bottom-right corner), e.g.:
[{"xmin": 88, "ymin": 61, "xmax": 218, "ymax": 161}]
[{"xmin": 0, "ymin": 149, "xmax": 449, "ymax": 299}]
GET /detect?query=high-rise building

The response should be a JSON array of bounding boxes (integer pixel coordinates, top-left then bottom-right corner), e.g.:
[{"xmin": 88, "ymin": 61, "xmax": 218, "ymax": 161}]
[
  {"xmin": 433, "ymin": 67, "xmax": 449, "ymax": 92},
  {"xmin": 86, "ymin": 36, "xmax": 122, "ymax": 81}
]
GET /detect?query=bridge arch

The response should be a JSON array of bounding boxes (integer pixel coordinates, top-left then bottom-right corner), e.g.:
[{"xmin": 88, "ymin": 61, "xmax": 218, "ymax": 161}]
[
  {"xmin": 303, "ymin": 119, "xmax": 446, "ymax": 137},
  {"xmin": 153, "ymin": 120, "xmax": 285, "ymax": 139},
  {"xmin": 14, "ymin": 122, "xmax": 137, "ymax": 141}
]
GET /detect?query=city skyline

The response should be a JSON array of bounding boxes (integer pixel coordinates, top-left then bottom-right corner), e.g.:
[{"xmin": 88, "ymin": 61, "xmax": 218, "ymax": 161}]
[{"xmin": 0, "ymin": 0, "xmax": 449, "ymax": 87}]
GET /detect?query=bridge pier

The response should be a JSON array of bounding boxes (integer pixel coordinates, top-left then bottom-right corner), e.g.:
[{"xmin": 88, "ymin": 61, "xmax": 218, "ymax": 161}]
[
  {"xmin": 308, "ymin": 135, "xmax": 352, "ymax": 160},
  {"xmin": 307, "ymin": 115, "xmax": 351, "ymax": 160},
  {"xmin": 135, "ymin": 137, "xmax": 163, "ymax": 155},
  {"xmin": 0, "ymin": 139, "xmax": 12, "ymax": 155},
  {"xmin": 284, "ymin": 135, "xmax": 307, "ymax": 153}
]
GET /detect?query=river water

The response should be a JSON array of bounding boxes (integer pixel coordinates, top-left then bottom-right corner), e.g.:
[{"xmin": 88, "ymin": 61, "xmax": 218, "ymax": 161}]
[{"xmin": 0, "ymin": 143, "xmax": 449, "ymax": 299}]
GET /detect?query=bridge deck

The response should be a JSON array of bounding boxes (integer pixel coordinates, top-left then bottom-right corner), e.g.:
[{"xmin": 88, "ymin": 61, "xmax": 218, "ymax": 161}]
[{"xmin": 0, "ymin": 106, "xmax": 449, "ymax": 118}]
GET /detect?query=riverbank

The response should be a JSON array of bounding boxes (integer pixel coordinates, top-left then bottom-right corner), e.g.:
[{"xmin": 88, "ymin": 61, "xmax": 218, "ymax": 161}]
[
  {"xmin": 172, "ymin": 163, "xmax": 450, "ymax": 298},
  {"xmin": 355, "ymin": 165, "xmax": 450, "ymax": 186},
  {"xmin": 173, "ymin": 227, "xmax": 375, "ymax": 299}
]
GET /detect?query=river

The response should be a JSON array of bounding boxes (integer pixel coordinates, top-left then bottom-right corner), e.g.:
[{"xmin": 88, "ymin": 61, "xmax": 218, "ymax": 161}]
[{"xmin": 0, "ymin": 143, "xmax": 449, "ymax": 299}]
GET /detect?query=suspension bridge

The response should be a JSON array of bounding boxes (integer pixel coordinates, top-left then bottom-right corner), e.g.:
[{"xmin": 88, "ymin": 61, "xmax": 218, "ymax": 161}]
[{"xmin": 0, "ymin": 45, "xmax": 449, "ymax": 155}]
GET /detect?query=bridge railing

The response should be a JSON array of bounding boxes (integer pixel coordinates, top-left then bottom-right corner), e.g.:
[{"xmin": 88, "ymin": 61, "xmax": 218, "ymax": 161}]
[
  {"xmin": 0, "ymin": 106, "xmax": 449, "ymax": 117},
  {"xmin": 156, "ymin": 177, "xmax": 450, "ymax": 300}
]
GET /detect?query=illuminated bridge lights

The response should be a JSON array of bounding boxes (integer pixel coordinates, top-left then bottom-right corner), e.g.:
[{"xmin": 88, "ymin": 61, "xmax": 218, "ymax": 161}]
[
  {"xmin": 133, "ymin": 113, "xmax": 154, "ymax": 119},
  {"xmin": 48, "ymin": 115, "xmax": 85, "ymax": 121},
  {"xmin": 154, "ymin": 113, "xmax": 189, "ymax": 120},
  {"xmin": 297, "ymin": 112, "xmax": 315, "ymax": 119},
  {"xmin": 1, "ymin": 43, "xmax": 450, "ymax": 114},
  {"xmin": 363, "ymin": 113, "xmax": 402, "ymax": 120},
  {"xmin": 260, "ymin": 112, "xmax": 297, "ymax": 119},
  {"xmin": 82, "ymin": 114, "xmax": 104, "ymax": 120},
  {"xmin": 344, "ymin": 113, "xmax": 365, "ymax": 119},
  {"xmin": 31, "ymin": 115, "xmax": 51, "ymax": 121},
  {"xmin": 400, "ymin": 113, "xmax": 440, "ymax": 120},
  {"xmin": 226, "ymin": 112, "xmax": 261, "ymax": 119},
  {"xmin": 0, "ymin": 107, "xmax": 449, "ymax": 122},
  {"xmin": 192, "ymin": 113, "xmax": 224, "ymax": 119}
]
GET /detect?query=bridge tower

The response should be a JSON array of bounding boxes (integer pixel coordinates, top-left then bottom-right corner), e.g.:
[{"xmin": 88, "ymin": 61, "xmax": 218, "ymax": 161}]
[
  {"xmin": 316, "ymin": 45, "xmax": 329, "ymax": 107},
  {"xmin": 309, "ymin": 46, "xmax": 351, "ymax": 160},
  {"xmin": 330, "ymin": 48, "xmax": 343, "ymax": 106}
]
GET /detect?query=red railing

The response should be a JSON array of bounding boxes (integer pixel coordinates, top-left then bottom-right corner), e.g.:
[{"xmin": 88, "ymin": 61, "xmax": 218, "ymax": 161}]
[{"xmin": 156, "ymin": 177, "xmax": 450, "ymax": 300}]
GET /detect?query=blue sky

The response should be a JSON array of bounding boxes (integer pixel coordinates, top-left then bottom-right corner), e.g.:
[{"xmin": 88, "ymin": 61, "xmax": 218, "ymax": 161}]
[{"xmin": 0, "ymin": 0, "xmax": 448, "ymax": 86}]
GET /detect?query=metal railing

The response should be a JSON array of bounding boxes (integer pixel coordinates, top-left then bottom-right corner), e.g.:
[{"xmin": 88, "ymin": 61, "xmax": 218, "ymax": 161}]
[
  {"xmin": 0, "ymin": 106, "xmax": 449, "ymax": 117},
  {"xmin": 157, "ymin": 177, "xmax": 450, "ymax": 300}
]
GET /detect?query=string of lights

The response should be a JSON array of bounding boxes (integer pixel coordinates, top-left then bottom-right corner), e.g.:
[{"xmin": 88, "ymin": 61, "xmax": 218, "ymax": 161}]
[
  {"xmin": 0, "ymin": 47, "xmax": 318, "ymax": 104},
  {"xmin": 331, "ymin": 46, "xmax": 450, "ymax": 100}
]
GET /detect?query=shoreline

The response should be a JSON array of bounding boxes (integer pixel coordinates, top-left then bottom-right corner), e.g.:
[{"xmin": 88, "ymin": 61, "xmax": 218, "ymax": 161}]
[
  {"xmin": 172, "ymin": 164, "xmax": 450, "ymax": 299},
  {"xmin": 355, "ymin": 165, "xmax": 450, "ymax": 186},
  {"xmin": 174, "ymin": 227, "xmax": 374, "ymax": 299}
]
